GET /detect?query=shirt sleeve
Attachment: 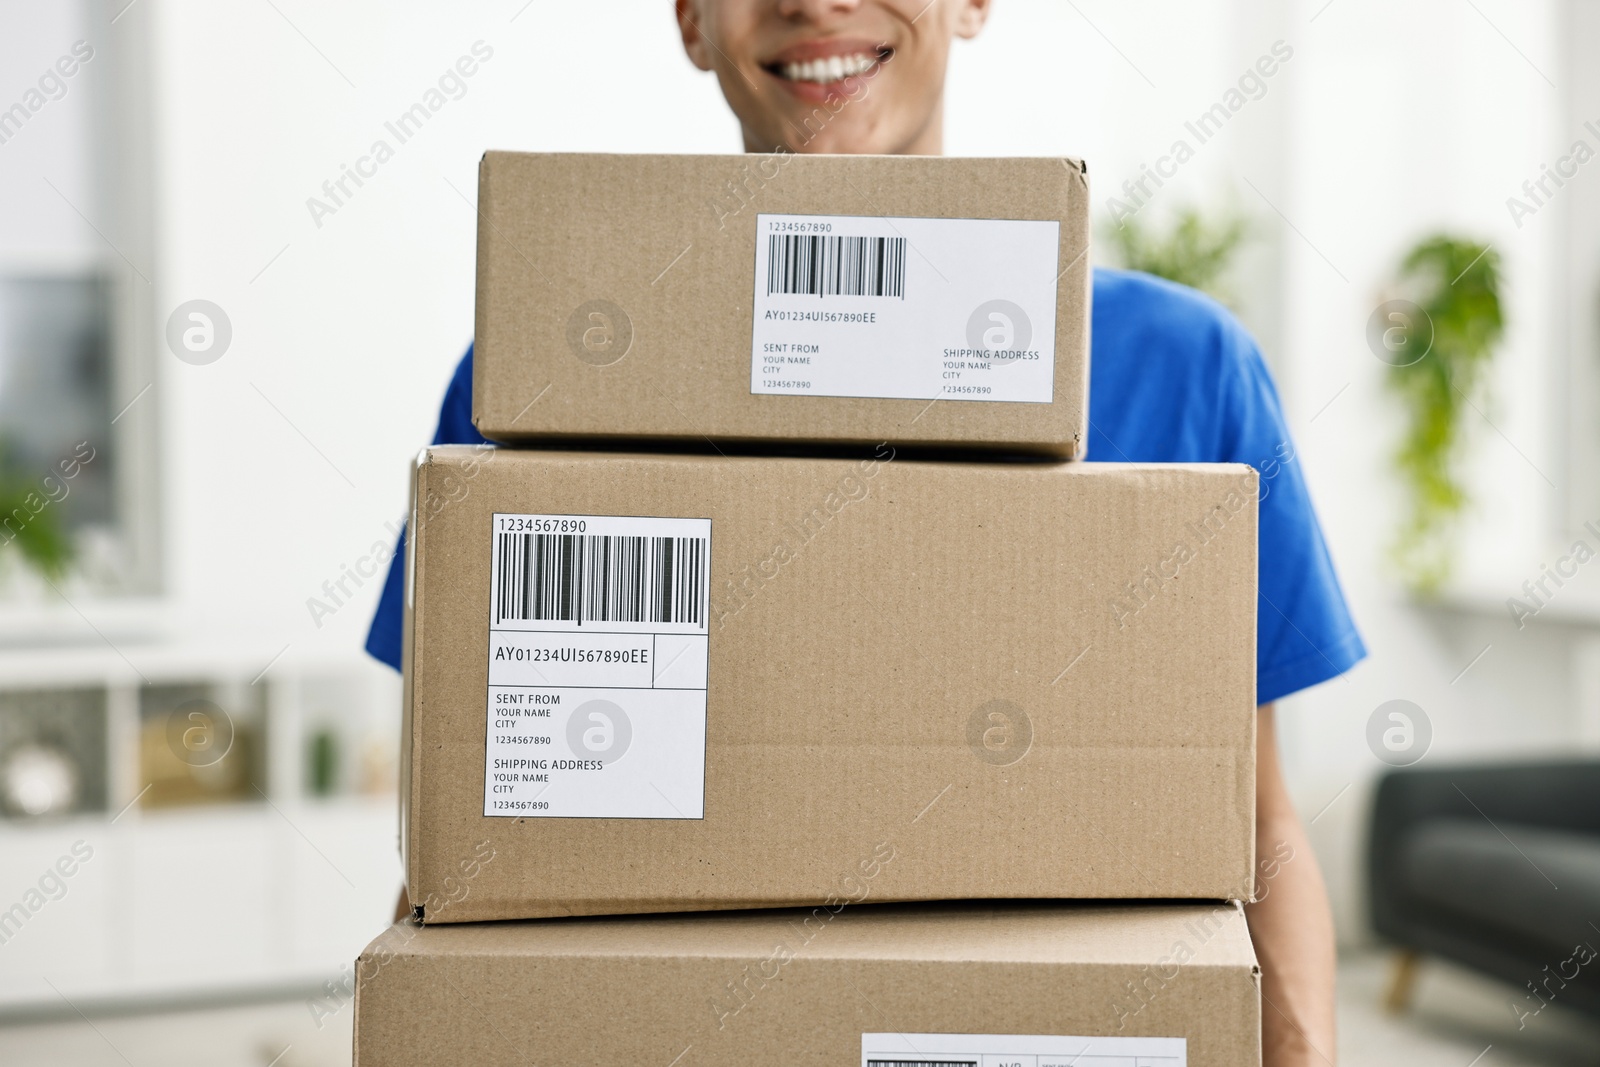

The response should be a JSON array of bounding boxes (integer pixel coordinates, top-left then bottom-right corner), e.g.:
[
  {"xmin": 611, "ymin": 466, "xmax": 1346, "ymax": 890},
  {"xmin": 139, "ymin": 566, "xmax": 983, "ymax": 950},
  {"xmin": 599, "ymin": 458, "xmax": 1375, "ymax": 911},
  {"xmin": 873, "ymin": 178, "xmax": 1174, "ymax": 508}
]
[
  {"xmin": 364, "ymin": 345, "xmax": 486, "ymax": 671},
  {"xmin": 1213, "ymin": 320, "xmax": 1366, "ymax": 704}
]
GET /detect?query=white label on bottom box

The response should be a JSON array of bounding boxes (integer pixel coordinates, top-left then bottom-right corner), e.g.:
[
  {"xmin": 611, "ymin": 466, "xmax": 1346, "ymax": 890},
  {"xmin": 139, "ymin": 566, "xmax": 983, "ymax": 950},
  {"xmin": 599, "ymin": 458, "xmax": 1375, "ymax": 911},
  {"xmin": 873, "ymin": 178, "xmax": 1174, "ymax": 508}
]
[
  {"xmin": 483, "ymin": 513, "xmax": 710, "ymax": 819},
  {"xmin": 862, "ymin": 1033, "xmax": 1186, "ymax": 1067}
]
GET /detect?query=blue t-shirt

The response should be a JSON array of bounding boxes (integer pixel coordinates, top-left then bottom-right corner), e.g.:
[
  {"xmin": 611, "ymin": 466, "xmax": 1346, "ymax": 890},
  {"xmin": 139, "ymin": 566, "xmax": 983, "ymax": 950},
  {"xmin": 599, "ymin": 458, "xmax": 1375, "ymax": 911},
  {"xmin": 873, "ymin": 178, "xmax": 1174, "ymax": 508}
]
[{"xmin": 365, "ymin": 267, "xmax": 1365, "ymax": 704}]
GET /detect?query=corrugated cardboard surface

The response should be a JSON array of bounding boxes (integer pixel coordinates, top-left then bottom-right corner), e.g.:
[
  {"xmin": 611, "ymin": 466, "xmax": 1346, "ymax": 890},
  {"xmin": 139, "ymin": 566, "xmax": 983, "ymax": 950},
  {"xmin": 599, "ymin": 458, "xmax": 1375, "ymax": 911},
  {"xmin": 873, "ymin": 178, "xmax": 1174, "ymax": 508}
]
[
  {"xmin": 405, "ymin": 446, "xmax": 1257, "ymax": 921},
  {"xmin": 473, "ymin": 152, "xmax": 1091, "ymax": 455},
  {"xmin": 353, "ymin": 902, "xmax": 1261, "ymax": 1067}
]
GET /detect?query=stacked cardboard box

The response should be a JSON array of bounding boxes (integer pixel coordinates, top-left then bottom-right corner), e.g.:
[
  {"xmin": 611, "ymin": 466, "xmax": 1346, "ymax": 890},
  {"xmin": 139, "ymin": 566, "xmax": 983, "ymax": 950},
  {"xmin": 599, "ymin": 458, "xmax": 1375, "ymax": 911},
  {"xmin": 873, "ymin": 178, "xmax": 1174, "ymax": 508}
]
[
  {"xmin": 356, "ymin": 153, "xmax": 1262, "ymax": 1066},
  {"xmin": 355, "ymin": 903, "xmax": 1259, "ymax": 1066}
]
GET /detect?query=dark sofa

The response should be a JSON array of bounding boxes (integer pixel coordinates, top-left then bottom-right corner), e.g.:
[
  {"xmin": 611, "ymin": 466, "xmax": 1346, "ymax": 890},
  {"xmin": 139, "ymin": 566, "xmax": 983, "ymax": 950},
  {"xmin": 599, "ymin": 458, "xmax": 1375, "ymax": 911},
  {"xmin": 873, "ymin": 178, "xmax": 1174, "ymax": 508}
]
[{"xmin": 1367, "ymin": 760, "xmax": 1600, "ymax": 1020}]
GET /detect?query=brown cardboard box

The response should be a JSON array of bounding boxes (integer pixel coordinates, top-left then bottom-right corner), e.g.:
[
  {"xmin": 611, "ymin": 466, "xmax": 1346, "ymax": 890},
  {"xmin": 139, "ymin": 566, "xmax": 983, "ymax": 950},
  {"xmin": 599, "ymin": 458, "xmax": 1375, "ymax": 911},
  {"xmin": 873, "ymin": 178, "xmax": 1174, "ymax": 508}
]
[
  {"xmin": 402, "ymin": 445, "xmax": 1258, "ymax": 922},
  {"xmin": 353, "ymin": 902, "xmax": 1261, "ymax": 1067},
  {"xmin": 473, "ymin": 152, "xmax": 1091, "ymax": 456}
]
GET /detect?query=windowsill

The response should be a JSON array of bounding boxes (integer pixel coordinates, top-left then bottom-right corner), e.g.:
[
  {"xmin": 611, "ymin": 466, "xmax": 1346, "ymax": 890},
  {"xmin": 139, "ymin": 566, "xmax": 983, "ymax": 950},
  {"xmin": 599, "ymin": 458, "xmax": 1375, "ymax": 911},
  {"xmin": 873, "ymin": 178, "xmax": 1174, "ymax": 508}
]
[
  {"xmin": 0, "ymin": 594, "xmax": 174, "ymax": 646},
  {"xmin": 0, "ymin": 598, "xmax": 366, "ymax": 686},
  {"xmin": 1422, "ymin": 566, "xmax": 1600, "ymax": 629}
]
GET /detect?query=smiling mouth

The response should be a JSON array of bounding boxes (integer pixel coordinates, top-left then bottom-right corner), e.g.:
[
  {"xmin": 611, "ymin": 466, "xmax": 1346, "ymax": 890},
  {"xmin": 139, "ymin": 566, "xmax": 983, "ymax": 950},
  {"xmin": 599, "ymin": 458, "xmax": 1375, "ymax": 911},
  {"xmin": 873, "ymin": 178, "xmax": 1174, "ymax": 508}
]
[{"xmin": 765, "ymin": 47, "xmax": 892, "ymax": 86}]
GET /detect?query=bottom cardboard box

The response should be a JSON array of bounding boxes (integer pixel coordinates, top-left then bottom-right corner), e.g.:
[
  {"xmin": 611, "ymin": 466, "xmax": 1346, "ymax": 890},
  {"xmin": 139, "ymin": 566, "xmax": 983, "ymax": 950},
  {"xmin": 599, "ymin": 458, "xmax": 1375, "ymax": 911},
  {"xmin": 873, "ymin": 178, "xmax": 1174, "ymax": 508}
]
[{"xmin": 353, "ymin": 901, "xmax": 1260, "ymax": 1066}]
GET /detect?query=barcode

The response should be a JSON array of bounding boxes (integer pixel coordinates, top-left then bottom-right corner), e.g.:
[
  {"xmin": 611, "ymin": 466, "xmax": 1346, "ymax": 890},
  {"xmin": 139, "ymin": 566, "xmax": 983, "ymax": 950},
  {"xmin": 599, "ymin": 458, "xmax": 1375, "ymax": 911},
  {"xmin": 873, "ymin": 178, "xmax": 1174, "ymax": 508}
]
[
  {"xmin": 767, "ymin": 234, "xmax": 906, "ymax": 298},
  {"xmin": 494, "ymin": 532, "xmax": 707, "ymax": 628}
]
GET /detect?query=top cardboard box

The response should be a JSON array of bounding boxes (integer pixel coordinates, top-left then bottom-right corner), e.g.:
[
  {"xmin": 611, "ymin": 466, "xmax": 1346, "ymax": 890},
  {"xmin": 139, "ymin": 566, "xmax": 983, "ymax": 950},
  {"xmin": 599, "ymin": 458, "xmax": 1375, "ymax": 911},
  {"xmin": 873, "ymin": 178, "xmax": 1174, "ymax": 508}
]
[{"xmin": 472, "ymin": 152, "xmax": 1091, "ymax": 456}]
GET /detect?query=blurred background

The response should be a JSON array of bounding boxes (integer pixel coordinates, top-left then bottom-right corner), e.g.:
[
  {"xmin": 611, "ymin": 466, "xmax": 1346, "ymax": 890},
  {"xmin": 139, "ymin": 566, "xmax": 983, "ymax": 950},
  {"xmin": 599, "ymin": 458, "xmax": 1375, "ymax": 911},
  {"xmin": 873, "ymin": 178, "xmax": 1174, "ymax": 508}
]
[{"xmin": 0, "ymin": 0, "xmax": 1597, "ymax": 1064}]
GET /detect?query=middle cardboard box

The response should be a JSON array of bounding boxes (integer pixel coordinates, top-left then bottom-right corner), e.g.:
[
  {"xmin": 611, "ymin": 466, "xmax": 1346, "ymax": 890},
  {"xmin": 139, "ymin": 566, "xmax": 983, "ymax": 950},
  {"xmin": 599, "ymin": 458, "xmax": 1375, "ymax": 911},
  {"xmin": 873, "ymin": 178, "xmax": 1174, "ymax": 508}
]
[{"xmin": 403, "ymin": 444, "xmax": 1259, "ymax": 923}]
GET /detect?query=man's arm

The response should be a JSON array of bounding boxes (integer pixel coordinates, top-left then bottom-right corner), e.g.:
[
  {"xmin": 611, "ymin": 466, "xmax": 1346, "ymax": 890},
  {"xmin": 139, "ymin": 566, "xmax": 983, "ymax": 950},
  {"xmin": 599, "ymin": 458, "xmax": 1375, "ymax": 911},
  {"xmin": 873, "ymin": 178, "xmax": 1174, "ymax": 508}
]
[{"xmin": 1247, "ymin": 703, "xmax": 1338, "ymax": 1067}]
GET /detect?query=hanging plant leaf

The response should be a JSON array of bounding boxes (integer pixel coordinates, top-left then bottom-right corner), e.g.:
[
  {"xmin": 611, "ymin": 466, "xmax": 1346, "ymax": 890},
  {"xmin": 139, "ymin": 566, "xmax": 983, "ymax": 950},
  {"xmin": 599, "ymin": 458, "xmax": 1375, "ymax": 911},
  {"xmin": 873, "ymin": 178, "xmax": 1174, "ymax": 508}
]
[{"xmin": 1383, "ymin": 237, "xmax": 1504, "ymax": 594}]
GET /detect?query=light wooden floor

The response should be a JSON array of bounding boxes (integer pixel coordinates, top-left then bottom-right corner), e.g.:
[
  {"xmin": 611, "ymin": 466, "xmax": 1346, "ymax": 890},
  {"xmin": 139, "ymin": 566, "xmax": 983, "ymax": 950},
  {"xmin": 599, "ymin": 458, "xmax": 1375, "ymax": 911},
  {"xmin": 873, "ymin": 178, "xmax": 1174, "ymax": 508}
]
[{"xmin": 1337, "ymin": 951, "xmax": 1600, "ymax": 1067}]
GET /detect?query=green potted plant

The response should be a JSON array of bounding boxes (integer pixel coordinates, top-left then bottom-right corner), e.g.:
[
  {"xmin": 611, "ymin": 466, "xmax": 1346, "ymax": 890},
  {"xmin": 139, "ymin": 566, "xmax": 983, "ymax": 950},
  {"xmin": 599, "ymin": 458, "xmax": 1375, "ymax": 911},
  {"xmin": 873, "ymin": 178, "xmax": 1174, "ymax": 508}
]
[
  {"xmin": 1102, "ymin": 203, "xmax": 1251, "ymax": 305},
  {"xmin": 0, "ymin": 451, "xmax": 75, "ymax": 582}
]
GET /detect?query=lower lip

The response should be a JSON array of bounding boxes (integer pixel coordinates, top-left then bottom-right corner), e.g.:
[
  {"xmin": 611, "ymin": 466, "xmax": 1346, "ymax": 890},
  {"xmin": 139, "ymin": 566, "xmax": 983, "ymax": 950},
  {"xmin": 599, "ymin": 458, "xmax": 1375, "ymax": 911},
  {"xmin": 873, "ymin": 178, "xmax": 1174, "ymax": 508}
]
[{"xmin": 766, "ymin": 66, "xmax": 879, "ymax": 104}]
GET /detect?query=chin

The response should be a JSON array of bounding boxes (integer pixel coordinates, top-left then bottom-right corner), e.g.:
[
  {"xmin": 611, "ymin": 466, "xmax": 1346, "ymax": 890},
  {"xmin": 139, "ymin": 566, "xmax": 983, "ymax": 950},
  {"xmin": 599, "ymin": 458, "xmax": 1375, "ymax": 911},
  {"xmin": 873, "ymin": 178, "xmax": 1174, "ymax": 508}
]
[
  {"xmin": 764, "ymin": 108, "xmax": 904, "ymax": 155},
  {"xmin": 781, "ymin": 130, "xmax": 885, "ymax": 154}
]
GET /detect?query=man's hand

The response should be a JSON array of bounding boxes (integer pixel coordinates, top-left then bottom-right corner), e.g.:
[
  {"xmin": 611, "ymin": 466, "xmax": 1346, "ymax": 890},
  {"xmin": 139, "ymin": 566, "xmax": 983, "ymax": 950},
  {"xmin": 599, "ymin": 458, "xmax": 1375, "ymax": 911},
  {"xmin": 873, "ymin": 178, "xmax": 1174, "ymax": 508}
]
[{"xmin": 1247, "ymin": 703, "xmax": 1338, "ymax": 1066}]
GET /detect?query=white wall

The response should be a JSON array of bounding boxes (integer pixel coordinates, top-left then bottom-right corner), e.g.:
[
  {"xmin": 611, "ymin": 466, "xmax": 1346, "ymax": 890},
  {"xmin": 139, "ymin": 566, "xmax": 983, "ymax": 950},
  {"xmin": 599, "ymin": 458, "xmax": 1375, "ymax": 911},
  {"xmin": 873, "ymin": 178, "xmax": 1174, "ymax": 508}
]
[
  {"xmin": 147, "ymin": 0, "xmax": 736, "ymax": 656},
  {"xmin": 1265, "ymin": 0, "xmax": 1584, "ymax": 941},
  {"xmin": 15, "ymin": 0, "xmax": 1591, "ymax": 944}
]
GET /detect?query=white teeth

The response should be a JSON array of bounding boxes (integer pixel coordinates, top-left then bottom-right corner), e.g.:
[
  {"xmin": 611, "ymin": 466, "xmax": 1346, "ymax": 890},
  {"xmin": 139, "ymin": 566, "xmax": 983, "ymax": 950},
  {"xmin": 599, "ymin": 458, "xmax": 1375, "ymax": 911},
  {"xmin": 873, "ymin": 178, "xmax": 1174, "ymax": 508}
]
[{"xmin": 777, "ymin": 53, "xmax": 879, "ymax": 83}]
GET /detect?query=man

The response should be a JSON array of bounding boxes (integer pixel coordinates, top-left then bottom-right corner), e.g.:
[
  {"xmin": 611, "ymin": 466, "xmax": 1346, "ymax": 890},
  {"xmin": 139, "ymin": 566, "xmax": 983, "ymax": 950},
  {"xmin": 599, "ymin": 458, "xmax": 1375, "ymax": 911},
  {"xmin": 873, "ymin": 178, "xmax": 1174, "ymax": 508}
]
[{"xmin": 367, "ymin": 2, "xmax": 1364, "ymax": 1064}]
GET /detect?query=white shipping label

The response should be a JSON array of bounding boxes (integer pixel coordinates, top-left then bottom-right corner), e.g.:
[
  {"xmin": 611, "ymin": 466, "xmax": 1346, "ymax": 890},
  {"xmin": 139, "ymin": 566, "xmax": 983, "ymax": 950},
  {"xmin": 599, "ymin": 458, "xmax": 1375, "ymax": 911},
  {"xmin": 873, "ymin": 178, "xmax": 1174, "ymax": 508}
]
[
  {"xmin": 752, "ymin": 213, "xmax": 1060, "ymax": 404},
  {"xmin": 862, "ymin": 1032, "xmax": 1186, "ymax": 1067},
  {"xmin": 483, "ymin": 513, "xmax": 711, "ymax": 819}
]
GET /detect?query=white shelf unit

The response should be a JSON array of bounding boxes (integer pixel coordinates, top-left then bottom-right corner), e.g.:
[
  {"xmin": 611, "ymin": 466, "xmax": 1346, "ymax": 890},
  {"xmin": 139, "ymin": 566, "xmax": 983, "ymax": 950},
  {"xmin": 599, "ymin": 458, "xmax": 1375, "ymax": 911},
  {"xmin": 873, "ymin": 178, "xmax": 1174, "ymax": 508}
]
[{"xmin": 0, "ymin": 638, "xmax": 402, "ymax": 1015}]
